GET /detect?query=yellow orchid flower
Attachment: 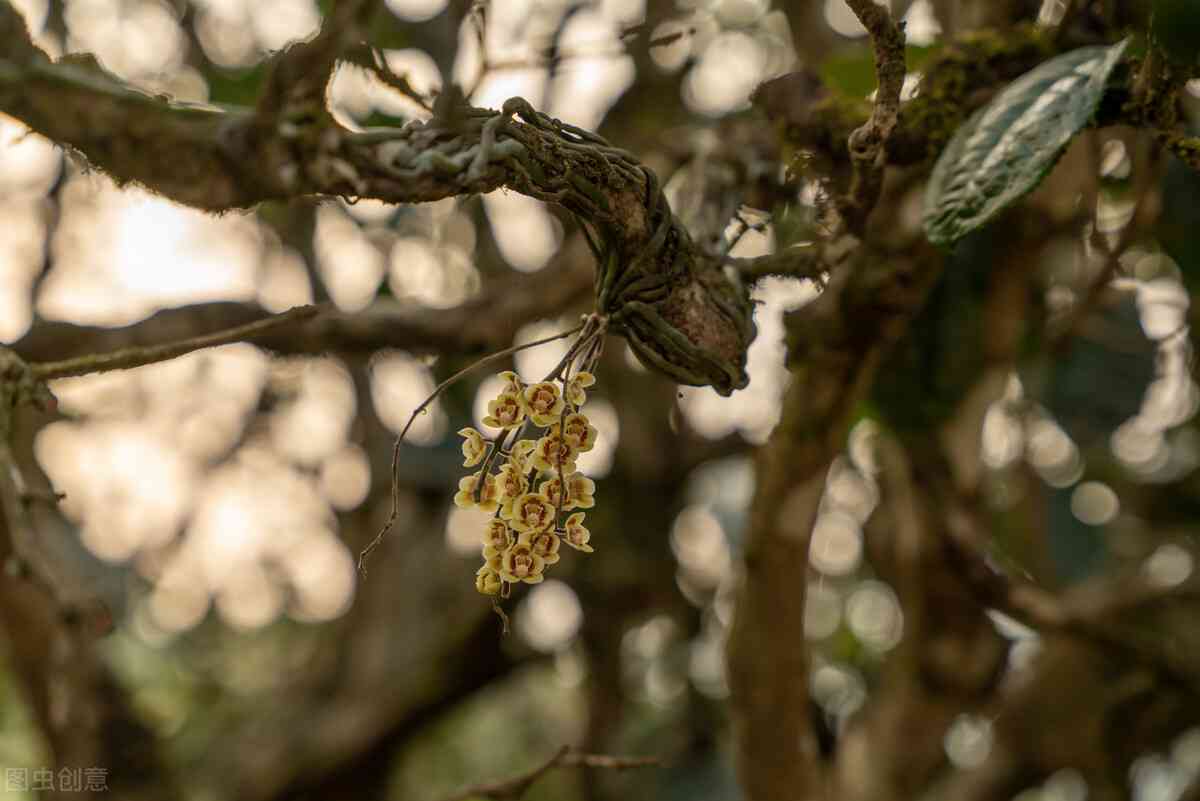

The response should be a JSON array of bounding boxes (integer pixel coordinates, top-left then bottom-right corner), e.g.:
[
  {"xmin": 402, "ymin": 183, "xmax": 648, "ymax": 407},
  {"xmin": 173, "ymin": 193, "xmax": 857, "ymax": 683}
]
[
  {"xmin": 454, "ymin": 471, "xmax": 500, "ymax": 513},
  {"xmin": 507, "ymin": 439, "xmax": 536, "ymax": 471},
  {"xmin": 523, "ymin": 381, "xmax": 565, "ymax": 426},
  {"xmin": 499, "ymin": 542, "xmax": 546, "ymax": 584},
  {"xmin": 483, "ymin": 390, "xmax": 526, "ymax": 429},
  {"xmin": 522, "ymin": 529, "xmax": 561, "ymax": 565},
  {"xmin": 509, "ymin": 492, "xmax": 556, "ymax": 533},
  {"xmin": 475, "ymin": 565, "xmax": 503, "ymax": 595},
  {"xmin": 561, "ymin": 412, "xmax": 598, "ymax": 452},
  {"xmin": 565, "ymin": 371, "xmax": 595, "ymax": 407},
  {"xmin": 532, "ymin": 428, "xmax": 579, "ymax": 474},
  {"xmin": 482, "ymin": 518, "xmax": 514, "ymax": 559},
  {"xmin": 457, "ymin": 427, "xmax": 488, "ymax": 467},
  {"xmin": 563, "ymin": 512, "xmax": 593, "ymax": 553}
]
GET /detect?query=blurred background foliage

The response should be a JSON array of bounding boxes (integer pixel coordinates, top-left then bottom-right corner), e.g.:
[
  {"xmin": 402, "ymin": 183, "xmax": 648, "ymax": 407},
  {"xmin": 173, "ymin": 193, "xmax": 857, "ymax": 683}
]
[{"xmin": 0, "ymin": 0, "xmax": 1199, "ymax": 799}]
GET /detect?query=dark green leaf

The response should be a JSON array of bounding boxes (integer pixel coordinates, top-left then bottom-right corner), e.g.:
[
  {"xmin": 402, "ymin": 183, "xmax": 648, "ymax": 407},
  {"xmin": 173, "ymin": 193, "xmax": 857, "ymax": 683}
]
[{"xmin": 923, "ymin": 39, "xmax": 1129, "ymax": 247}]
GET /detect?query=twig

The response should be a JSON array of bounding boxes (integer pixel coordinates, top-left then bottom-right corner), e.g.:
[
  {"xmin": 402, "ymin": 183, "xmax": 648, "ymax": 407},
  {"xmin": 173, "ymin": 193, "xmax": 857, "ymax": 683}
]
[
  {"xmin": 840, "ymin": 0, "xmax": 907, "ymax": 232},
  {"xmin": 472, "ymin": 23, "xmax": 697, "ymax": 76},
  {"xmin": 344, "ymin": 44, "xmax": 433, "ymax": 112},
  {"xmin": 30, "ymin": 305, "xmax": 322, "ymax": 380},
  {"xmin": 357, "ymin": 322, "xmax": 585, "ymax": 573},
  {"xmin": 438, "ymin": 745, "xmax": 660, "ymax": 801},
  {"xmin": 257, "ymin": 0, "xmax": 374, "ymax": 117}
]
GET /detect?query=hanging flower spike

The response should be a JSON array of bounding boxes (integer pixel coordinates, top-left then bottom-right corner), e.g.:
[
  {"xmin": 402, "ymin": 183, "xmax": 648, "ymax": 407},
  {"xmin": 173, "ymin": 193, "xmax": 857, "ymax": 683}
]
[
  {"xmin": 563, "ymin": 512, "xmax": 593, "ymax": 552},
  {"xmin": 561, "ymin": 412, "xmax": 598, "ymax": 452},
  {"xmin": 458, "ymin": 427, "xmax": 489, "ymax": 467},
  {"xmin": 507, "ymin": 439, "xmax": 536, "ymax": 472},
  {"xmin": 483, "ymin": 390, "xmax": 526, "ymax": 430},
  {"xmin": 499, "ymin": 541, "xmax": 546, "ymax": 584},
  {"xmin": 496, "ymin": 463, "xmax": 530, "ymax": 519},
  {"xmin": 482, "ymin": 518, "xmax": 515, "ymax": 559},
  {"xmin": 475, "ymin": 565, "xmax": 504, "ymax": 595},
  {"xmin": 565, "ymin": 371, "xmax": 595, "ymax": 408},
  {"xmin": 522, "ymin": 529, "xmax": 561, "ymax": 565},
  {"xmin": 509, "ymin": 492, "xmax": 556, "ymax": 534},
  {"xmin": 454, "ymin": 472, "xmax": 501, "ymax": 513},
  {"xmin": 532, "ymin": 427, "xmax": 579, "ymax": 474},
  {"xmin": 523, "ymin": 381, "xmax": 565, "ymax": 427}
]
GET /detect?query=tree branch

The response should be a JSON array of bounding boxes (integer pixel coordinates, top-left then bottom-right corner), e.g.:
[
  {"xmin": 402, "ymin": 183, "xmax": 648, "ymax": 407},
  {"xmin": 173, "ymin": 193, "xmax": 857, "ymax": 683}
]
[
  {"xmin": 0, "ymin": 347, "xmax": 175, "ymax": 799},
  {"xmin": 840, "ymin": 0, "xmax": 907, "ymax": 231},
  {"xmin": 942, "ymin": 494, "xmax": 1200, "ymax": 690},
  {"xmin": 831, "ymin": 436, "xmax": 1007, "ymax": 801},
  {"xmin": 726, "ymin": 235, "xmax": 945, "ymax": 801},
  {"xmin": 30, "ymin": 304, "xmax": 321, "ymax": 380},
  {"xmin": 1, "ymin": 3, "xmax": 758, "ymax": 395},
  {"xmin": 729, "ymin": 245, "xmax": 827, "ymax": 284},
  {"xmin": 438, "ymin": 746, "xmax": 659, "ymax": 801},
  {"xmin": 12, "ymin": 257, "xmax": 594, "ymax": 367}
]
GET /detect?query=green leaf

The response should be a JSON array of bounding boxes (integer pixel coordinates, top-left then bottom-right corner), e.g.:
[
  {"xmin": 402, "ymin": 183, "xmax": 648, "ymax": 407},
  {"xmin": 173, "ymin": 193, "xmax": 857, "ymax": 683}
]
[{"xmin": 922, "ymin": 39, "xmax": 1129, "ymax": 247}]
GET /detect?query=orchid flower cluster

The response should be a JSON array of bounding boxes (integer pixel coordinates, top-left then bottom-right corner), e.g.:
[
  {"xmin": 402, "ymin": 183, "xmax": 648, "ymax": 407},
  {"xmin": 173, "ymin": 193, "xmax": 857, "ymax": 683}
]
[{"xmin": 455, "ymin": 368, "xmax": 601, "ymax": 597}]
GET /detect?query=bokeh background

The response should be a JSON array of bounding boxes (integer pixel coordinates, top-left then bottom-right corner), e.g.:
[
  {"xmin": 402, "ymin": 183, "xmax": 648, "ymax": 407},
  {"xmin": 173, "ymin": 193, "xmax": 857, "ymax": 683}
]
[{"xmin": 2, "ymin": 0, "xmax": 1200, "ymax": 799}]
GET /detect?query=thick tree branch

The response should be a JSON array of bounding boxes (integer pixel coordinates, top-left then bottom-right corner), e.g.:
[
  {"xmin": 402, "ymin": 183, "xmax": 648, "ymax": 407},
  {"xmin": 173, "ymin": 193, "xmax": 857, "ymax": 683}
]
[
  {"xmin": 0, "ymin": 349, "xmax": 174, "ymax": 800},
  {"xmin": 832, "ymin": 437, "xmax": 1007, "ymax": 801},
  {"xmin": 726, "ymin": 235, "xmax": 945, "ymax": 801},
  {"xmin": 0, "ymin": 2, "xmax": 758, "ymax": 395}
]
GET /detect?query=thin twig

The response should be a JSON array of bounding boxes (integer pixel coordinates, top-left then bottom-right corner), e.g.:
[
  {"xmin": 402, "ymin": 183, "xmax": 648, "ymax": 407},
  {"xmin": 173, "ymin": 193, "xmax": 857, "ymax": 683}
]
[
  {"xmin": 357, "ymin": 322, "xmax": 586, "ymax": 573},
  {"xmin": 840, "ymin": 0, "xmax": 907, "ymax": 232},
  {"xmin": 438, "ymin": 745, "xmax": 660, "ymax": 801},
  {"xmin": 474, "ymin": 26, "xmax": 696, "ymax": 75},
  {"xmin": 345, "ymin": 44, "xmax": 434, "ymax": 112},
  {"xmin": 30, "ymin": 305, "xmax": 322, "ymax": 380}
]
